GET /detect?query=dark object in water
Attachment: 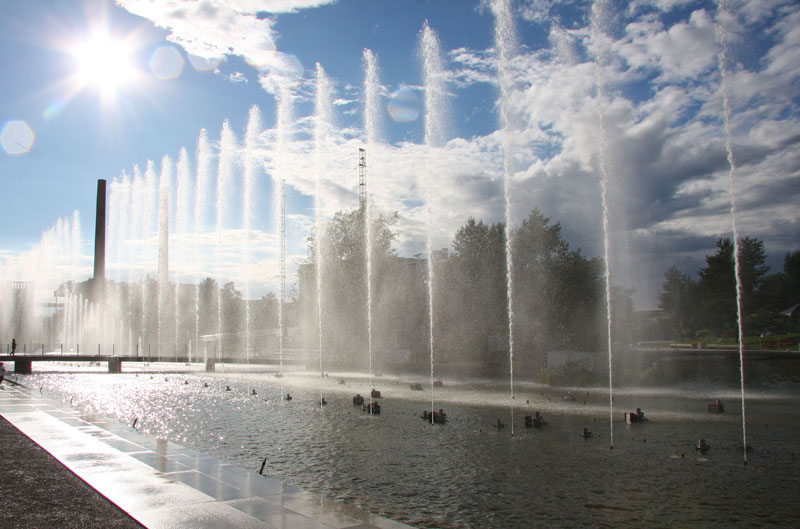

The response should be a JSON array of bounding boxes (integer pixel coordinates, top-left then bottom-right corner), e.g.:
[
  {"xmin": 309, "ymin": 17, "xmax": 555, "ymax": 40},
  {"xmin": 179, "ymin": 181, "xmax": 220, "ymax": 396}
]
[
  {"xmin": 410, "ymin": 383, "xmax": 423, "ymax": 391},
  {"xmin": 433, "ymin": 379, "xmax": 443, "ymax": 388},
  {"xmin": 363, "ymin": 401, "xmax": 381, "ymax": 414},
  {"xmin": 421, "ymin": 409, "xmax": 447, "ymax": 424},
  {"xmin": 696, "ymin": 438, "xmax": 710, "ymax": 452},
  {"xmin": 708, "ymin": 400, "xmax": 725, "ymax": 413},
  {"xmin": 320, "ymin": 398, "xmax": 327, "ymax": 406},
  {"xmin": 251, "ymin": 389, "xmax": 258, "ymax": 396},
  {"xmin": 625, "ymin": 408, "xmax": 646, "ymax": 424},
  {"xmin": 338, "ymin": 378, "xmax": 346, "ymax": 384},
  {"xmin": 353, "ymin": 394, "xmax": 365, "ymax": 406},
  {"xmin": 226, "ymin": 386, "xmax": 232, "ymax": 391},
  {"xmin": 524, "ymin": 411, "xmax": 546, "ymax": 428},
  {"xmin": 495, "ymin": 418, "xmax": 505, "ymax": 429},
  {"xmin": 371, "ymin": 388, "xmax": 381, "ymax": 398},
  {"xmin": 580, "ymin": 427, "xmax": 593, "ymax": 438},
  {"xmin": 284, "ymin": 393, "xmax": 293, "ymax": 401},
  {"xmin": 259, "ymin": 457, "xmax": 267, "ymax": 475}
]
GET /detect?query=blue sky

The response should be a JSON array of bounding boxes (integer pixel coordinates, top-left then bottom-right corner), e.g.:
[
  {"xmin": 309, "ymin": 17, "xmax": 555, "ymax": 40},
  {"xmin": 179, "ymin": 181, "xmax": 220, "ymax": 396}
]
[{"xmin": 1, "ymin": 0, "xmax": 799, "ymax": 309}]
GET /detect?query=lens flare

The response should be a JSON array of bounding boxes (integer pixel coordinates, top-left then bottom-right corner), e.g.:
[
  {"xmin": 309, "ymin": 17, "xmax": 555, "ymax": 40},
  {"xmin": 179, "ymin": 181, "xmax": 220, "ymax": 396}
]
[
  {"xmin": 387, "ymin": 87, "xmax": 421, "ymax": 123},
  {"xmin": 1, "ymin": 120, "xmax": 35, "ymax": 155},
  {"xmin": 43, "ymin": 98, "xmax": 67, "ymax": 120},
  {"xmin": 188, "ymin": 54, "xmax": 221, "ymax": 71},
  {"xmin": 149, "ymin": 45, "xmax": 185, "ymax": 80}
]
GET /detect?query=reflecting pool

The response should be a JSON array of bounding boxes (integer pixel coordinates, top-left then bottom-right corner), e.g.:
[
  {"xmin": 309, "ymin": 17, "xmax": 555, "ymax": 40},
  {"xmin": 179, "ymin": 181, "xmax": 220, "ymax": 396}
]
[{"xmin": 26, "ymin": 360, "xmax": 800, "ymax": 528}]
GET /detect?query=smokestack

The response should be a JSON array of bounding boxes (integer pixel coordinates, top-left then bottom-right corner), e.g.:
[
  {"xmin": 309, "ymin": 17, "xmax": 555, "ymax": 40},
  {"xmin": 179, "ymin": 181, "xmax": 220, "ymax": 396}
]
[{"xmin": 93, "ymin": 179, "xmax": 106, "ymax": 282}]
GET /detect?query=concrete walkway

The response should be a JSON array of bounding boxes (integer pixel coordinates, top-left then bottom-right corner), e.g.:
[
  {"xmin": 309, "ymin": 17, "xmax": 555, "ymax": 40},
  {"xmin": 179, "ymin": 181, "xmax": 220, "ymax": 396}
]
[{"xmin": 0, "ymin": 384, "xmax": 414, "ymax": 529}]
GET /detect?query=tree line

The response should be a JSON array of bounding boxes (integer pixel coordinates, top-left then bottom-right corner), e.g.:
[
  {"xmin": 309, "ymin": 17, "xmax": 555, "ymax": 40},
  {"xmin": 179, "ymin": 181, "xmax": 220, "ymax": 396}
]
[
  {"xmin": 297, "ymin": 207, "xmax": 626, "ymax": 376},
  {"xmin": 658, "ymin": 238, "xmax": 800, "ymax": 340}
]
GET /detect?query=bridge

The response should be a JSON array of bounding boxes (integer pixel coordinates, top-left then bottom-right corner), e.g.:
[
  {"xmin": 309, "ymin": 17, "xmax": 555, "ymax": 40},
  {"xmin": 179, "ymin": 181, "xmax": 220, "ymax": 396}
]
[
  {"xmin": 0, "ymin": 351, "xmax": 308, "ymax": 374},
  {"xmin": 633, "ymin": 342, "xmax": 800, "ymax": 360}
]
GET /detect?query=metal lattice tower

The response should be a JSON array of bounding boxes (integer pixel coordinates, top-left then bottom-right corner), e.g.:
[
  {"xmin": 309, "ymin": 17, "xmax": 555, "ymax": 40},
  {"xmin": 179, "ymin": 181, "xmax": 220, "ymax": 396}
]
[{"xmin": 358, "ymin": 148, "xmax": 367, "ymax": 209}]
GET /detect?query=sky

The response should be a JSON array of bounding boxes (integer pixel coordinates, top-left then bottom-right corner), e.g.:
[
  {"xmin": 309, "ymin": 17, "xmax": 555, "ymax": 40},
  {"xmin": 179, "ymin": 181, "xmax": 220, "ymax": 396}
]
[{"xmin": 1, "ymin": 0, "xmax": 798, "ymax": 310}]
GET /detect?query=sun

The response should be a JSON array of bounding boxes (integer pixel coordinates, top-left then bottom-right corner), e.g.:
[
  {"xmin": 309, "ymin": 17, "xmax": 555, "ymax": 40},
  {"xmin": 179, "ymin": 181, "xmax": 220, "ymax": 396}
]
[{"xmin": 72, "ymin": 33, "xmax": 136, "ymax": 95}]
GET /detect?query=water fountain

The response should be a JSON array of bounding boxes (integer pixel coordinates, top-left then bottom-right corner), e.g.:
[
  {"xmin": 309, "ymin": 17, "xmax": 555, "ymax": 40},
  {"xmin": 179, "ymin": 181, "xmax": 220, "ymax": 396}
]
[
  {"xmin": 590, "ymin": 0, "xmax": 617, "ymax": 450},
  {"xmin": 420, "ymin": 21, "xmax": 447, "ymax": 424},
  {"xmin": 2, "ymin": 2, "xmax": 791, "ymax": 525},
  {"xmin": 493, "ymin": 0, "xmax": 518, "ymax": 436}
]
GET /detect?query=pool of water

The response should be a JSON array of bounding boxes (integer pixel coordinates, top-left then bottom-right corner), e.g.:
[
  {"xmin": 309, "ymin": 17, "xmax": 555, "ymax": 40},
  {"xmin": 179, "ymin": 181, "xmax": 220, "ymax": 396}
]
[{"xmin": 23, "ymin": 361, "xmax": 800, "ymax": 528}]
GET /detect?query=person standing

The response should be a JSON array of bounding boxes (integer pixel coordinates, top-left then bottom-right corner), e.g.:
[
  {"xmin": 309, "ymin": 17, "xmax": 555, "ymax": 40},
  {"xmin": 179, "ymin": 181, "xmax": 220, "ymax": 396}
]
[
  {"xmin": 10, "ymin": 338, "xmax": 16, "ymax": 356},
  {"xmin": 0, "ymin": 362, "xmax": 5, "ymax": 385}
]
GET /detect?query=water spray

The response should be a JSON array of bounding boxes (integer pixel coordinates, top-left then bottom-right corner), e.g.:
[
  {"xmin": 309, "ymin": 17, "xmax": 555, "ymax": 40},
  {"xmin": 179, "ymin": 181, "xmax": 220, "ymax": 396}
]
[{"xmin": 716, "ymin": 0, "xmax": 748, "ymax": 464}]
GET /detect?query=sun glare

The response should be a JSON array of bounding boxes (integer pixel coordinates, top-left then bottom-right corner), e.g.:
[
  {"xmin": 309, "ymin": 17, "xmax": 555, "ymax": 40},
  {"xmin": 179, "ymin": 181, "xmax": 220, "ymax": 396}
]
[{"xmin": 73, "ymin": 33, "xmax": 136, "ymax": 95}]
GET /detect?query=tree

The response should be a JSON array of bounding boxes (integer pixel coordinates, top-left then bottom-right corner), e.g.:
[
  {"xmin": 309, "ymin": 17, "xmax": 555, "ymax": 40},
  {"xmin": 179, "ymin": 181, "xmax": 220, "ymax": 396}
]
[
  {"xmin": 302, "ymin": 208, "xmax": 401, "ymax": 368},
  {"xmin": 783, "ymin": 251, "xmax": 800, "ymax": 306},
  {"xmin": 512, "ymin": 209, "xmax": 605, "ymax": 355},
  {"xmin": 658, "ymin": 266, "xmax": 699, "ymax": 338},
  {"xmin": 250, "ymin": 292, "xmax": 278, "ymax": 331},
  {"xmin": 220, "ymin": 281, "xmax": 243, "ymax": 334},
  {"xmin": 439, "ymin": 218, "xmax": 507, "ymax": 372},
  {"xmin": 697, "ymin": 237, "xmax": 769, "ymax": 335},
  {"xmin": 197, "ymin": 277, "xmax": 218, "ymax": 337},
  {"xmin": 756, "ymin": 250, "xmax": 800, "ymax": 331}
]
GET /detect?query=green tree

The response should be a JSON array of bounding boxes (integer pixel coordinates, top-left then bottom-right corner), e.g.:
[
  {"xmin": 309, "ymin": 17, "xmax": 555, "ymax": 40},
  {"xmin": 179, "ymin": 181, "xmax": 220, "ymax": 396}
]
[
  {"xmin": 697, "ymin": 237, "xmax": 769, "ymax": 335},
  {"xmin": 439, "ymin": 218, "xmax": 507, "ymax": 373},
  {"xmin": 512, "ymin": 209, "xmax": 605, "ymax": 355},
  {"xmin": 220, "ymin": 281, "xmax": 243, "ymax": 335},
  {"xmin": 197, "ymin": 277, "xmax": 218, "ymax": 337},
  {"xmin": 658, "ymin": 266, "xmax": 699, "ymax": 338},
  {"xmin": 303, "ymin": 208, "xmax": 402, "ymax": 368},
  {"xmin": 754, "ymin": 250, "xmax": 800, "ymax": 333}
]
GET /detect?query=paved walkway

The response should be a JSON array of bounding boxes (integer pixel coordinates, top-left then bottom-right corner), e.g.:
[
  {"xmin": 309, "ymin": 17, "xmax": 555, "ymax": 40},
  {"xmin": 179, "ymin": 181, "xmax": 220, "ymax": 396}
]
[{"xmin": 0, "ymin": 384, "xmax": 414, "ymax": 529}]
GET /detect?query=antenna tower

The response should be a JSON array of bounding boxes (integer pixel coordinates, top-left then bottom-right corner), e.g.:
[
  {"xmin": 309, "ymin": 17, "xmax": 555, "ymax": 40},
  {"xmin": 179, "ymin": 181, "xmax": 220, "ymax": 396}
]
[{"xmin": 358, "ymin": 148, "xmax": 367, "ymax": 208}]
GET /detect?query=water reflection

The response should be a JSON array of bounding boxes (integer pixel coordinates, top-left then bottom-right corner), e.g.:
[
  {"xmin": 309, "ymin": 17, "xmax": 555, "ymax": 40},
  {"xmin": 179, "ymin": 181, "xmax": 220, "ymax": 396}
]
[{"xmin": 30, "ymin": 361, "xmax": 800, "ymax": 528}]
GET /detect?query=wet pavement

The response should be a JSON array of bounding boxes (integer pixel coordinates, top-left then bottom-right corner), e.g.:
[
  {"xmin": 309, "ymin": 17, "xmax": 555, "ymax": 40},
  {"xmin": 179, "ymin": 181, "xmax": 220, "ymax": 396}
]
[{"xmin": 0, "ymin": 384, "xmax": 414, "ymax": 529}]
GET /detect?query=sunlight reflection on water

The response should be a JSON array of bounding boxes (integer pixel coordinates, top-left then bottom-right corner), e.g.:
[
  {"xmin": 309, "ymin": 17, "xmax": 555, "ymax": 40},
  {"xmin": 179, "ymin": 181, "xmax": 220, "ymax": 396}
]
[{"xmin": 29, "ymin": 363, "xmax": 800, "ymax": 528}]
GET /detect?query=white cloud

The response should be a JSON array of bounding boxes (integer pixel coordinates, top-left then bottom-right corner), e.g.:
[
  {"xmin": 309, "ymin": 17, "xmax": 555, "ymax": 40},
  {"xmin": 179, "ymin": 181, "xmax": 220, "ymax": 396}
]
[
  {"xmin": 102, "ymin": 0, "xmax": 800, "ymax": 309},
  {"xmin": 116, "ymin": 0, "xmax": 336, "ymax": 70},
  {"xmin": 228, "ymin": 71, "xmax": 248, "ymax": 83}
]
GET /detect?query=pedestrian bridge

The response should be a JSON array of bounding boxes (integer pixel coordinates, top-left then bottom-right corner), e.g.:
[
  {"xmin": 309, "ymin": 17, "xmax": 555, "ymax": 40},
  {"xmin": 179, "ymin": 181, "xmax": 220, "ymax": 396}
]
[{"xmin": 0, "ymin": 351, "xmax": 306, "ymax": 374}]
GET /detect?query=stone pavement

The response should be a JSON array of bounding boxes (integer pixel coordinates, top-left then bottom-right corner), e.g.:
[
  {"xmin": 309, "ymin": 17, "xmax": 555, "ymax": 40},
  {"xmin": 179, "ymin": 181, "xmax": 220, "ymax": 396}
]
[{"xmin": 0, "ymin": 383, "xmax": 414, "ymax": 529}]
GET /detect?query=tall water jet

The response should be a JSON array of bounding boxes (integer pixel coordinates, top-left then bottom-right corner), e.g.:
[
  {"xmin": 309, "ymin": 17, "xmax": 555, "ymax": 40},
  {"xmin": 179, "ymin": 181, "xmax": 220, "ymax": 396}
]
[
  {"xmin": 492, "ymin": 0, "xmax": 518, "ymax": 436},
  {"xmin": 157, "ymin": 155, "xmax": 172, "ymax": 358},
  {"xmin": 275, "ymin": 83, "xmax": 294, "ymax": 382},
  {"xmin": 176, "ymin": 147, "xmax": 192, "ymax": 358},
  {"xmin": 216, "ymin": 120, "xmax": 236, "ymax": 359},
  {"xmin": 591, "ymin": 0, "xmax": 616, "ymax": 449},
  {"xmin": 314, "ymin": 63, "xmax": 334, "ymax": 383},
  {"xmin": 243, "ymin": 106, "xmax": 263, "ymax": 361},
  {"xmin": 363, "ymin": 49, "xmax": 382, "ymax": 151},
  {"xmin": 420, "ymin": 21, "xmax": 447, "ymax": 422},
  {"xmin": 194, "ymin": 129, "xmax": 212, "ymax": 359},
  {"xmin": 128, "ymin": 166, "xmax": 143, "ymax": 353},
  {"xmin": 715, "ymin": 0, "xmax": 748, "ymax": 463},
  {"xmin": 143, "ymin": 160, "xmax": 158, "ymax": 353},
  {"xmin": 108, "ymin": 175, "xmax": 124, "ymax": 350},
  {"xmin": 363, "ymin": 49, "xmax": 381, "ymax": 393}
]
